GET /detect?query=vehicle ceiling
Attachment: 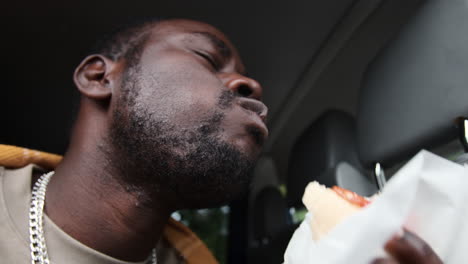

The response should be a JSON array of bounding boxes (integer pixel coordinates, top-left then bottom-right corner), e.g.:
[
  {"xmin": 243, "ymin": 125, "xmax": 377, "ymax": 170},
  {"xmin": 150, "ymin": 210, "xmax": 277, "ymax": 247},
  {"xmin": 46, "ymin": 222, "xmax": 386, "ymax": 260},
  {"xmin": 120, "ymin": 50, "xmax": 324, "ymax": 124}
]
[{"xmin": 1, "ymin": 0, "xmax": 423, "ymax": 183}]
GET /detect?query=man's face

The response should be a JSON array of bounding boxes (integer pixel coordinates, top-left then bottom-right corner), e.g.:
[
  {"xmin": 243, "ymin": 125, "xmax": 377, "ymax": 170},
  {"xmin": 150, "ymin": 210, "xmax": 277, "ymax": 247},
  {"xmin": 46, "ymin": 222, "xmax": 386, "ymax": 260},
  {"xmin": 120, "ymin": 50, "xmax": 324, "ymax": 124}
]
[{"xmin": 109, "ymin": 20, "xmax": 268, "ymax": 209}]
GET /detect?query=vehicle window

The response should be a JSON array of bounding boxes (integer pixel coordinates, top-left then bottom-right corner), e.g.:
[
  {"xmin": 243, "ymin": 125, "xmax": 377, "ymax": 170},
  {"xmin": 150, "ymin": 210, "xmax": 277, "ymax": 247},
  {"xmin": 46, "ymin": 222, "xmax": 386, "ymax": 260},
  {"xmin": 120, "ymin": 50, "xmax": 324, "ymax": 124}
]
[{"xmin": 175, "ymin": 206, "xmax": 230, "ymax": 264}]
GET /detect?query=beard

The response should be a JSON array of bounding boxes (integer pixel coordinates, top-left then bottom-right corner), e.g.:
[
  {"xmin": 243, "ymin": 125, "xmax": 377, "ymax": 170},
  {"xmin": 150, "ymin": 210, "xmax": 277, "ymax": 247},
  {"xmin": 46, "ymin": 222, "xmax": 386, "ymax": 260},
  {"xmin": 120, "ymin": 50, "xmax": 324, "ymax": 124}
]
[{"xmin": 107, "ymin": 66, "xmax": 255, "ymax": 210}]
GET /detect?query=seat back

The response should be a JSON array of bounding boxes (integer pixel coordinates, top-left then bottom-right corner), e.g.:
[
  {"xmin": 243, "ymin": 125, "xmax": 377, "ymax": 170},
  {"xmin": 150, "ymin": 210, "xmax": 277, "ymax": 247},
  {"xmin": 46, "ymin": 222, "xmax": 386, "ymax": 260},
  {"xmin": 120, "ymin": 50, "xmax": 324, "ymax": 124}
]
[
  {"xmin": 357, "ymin": 0, "xmax": 468, "ymax": 167},
  {"xmin": 249, "ymin": 186, "xmax": 294, "ymax": 264},
  {"xmin": 287, "ymin": 110, "xmax": 376, "ymax": 208},
  {"xmin": 252, "ymin": 186, "xmax": 291, "ymax": 243}
]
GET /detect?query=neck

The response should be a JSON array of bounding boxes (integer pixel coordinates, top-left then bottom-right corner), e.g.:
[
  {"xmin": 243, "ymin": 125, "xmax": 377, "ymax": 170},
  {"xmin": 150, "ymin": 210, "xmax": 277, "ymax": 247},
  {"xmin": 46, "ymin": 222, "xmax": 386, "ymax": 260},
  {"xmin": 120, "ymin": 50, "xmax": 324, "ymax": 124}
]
[{"xmin": 44, "ymin": 106, "xmax": 172, "ymax": 262}]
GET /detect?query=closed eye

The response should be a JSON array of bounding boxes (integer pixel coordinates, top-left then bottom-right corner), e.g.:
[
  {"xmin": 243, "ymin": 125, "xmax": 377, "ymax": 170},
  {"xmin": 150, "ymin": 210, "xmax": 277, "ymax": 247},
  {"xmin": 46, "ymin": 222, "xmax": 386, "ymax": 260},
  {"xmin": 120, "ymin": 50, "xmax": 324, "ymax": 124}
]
[{"xmin": 194, "ymin": 50, "xmax": 219, "ymax": 70}]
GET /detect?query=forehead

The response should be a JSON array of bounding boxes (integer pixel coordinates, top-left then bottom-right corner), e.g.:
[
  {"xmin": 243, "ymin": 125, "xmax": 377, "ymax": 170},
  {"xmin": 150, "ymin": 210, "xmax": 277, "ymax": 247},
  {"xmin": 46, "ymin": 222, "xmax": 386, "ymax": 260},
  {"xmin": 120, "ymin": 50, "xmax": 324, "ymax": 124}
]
[{"xmin": 143, "ymin": 19, "xmax": 245, "ymax": 72}]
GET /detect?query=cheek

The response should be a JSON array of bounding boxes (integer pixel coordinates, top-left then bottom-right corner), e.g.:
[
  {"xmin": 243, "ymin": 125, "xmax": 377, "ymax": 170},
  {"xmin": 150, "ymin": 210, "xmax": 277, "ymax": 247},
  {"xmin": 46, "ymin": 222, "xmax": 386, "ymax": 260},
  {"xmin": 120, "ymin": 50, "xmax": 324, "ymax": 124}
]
[{"xmin": 134, "ymin": 59, "xmax": 226, "ymax": 126}]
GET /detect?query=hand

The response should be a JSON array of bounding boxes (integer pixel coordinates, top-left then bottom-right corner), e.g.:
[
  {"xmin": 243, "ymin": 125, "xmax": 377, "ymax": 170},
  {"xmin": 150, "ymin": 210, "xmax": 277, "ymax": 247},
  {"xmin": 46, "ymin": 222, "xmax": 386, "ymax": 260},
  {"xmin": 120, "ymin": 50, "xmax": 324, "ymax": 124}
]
[{"xmin": 371, "ymin": 230, "xmax": 443, "ymax": 264}]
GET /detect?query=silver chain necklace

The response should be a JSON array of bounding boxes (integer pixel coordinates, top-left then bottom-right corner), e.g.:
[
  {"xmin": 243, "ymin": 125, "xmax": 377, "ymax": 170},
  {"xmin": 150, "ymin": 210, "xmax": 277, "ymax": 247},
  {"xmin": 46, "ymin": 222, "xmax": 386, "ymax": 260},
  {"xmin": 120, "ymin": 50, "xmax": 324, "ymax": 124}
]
[{"xmin": 29, "ymin": 172, "xmax": 157, "ymax": 264}]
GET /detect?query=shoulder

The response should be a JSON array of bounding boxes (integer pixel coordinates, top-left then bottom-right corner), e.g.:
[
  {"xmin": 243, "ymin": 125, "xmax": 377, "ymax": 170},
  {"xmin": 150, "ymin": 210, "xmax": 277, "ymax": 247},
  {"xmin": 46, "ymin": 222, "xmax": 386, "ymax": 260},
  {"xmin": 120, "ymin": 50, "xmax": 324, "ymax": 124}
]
[
  {"xmin": 0, "ymin": 164, "xmax": 37, "ymax": 180},
  {"xmin": 0, "ymin": 165, "xmax": 42, "ymax": 198}
]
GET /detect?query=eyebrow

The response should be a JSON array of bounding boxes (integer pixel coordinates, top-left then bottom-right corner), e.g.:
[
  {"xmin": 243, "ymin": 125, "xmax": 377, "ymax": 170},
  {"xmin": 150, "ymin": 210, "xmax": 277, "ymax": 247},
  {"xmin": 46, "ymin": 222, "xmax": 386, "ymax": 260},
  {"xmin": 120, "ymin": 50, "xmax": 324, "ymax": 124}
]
[{"xmin": 191, "ymin": 31, "xmax": 233, "ymax": 59}]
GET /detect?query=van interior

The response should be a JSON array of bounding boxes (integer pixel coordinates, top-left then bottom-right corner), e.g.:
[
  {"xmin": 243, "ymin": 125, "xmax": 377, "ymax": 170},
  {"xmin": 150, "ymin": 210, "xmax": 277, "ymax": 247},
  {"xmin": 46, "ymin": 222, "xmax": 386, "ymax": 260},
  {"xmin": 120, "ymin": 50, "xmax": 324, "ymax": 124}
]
[{"xmin": 3, "ymin": 0, "xmax": 468, "ymax": 263}]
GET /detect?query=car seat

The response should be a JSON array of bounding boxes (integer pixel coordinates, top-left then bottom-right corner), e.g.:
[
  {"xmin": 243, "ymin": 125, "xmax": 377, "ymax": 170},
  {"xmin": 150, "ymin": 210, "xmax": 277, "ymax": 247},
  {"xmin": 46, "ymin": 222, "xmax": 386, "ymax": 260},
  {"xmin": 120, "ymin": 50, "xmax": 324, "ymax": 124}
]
[
  {"xmin": 357, "ymin": 0, "xmax": 468, "ymax": 173},
  {"xmin": 287, "ymin": 109, "xmax": 376, "ymax": 210},
  {"xmin": 249, "ymin": 186, "xmax": 294, "ymax": 264}
]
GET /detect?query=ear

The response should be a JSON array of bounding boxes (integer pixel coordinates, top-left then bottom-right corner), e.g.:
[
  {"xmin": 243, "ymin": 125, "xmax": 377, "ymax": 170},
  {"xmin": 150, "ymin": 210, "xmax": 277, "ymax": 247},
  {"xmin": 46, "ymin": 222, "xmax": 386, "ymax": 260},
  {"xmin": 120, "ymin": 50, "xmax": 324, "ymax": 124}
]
[{"xmin": 73, "ymin": 55, "xmax": 118, "ymax": 100}]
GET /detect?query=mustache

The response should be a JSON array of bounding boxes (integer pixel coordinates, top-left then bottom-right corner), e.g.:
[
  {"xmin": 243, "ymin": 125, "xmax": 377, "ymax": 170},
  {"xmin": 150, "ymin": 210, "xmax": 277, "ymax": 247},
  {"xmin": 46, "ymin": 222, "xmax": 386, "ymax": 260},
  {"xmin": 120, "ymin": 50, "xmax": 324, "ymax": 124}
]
[{"xmin": 217, "ymin": 90, "xmax": 236, "ymax": 109}]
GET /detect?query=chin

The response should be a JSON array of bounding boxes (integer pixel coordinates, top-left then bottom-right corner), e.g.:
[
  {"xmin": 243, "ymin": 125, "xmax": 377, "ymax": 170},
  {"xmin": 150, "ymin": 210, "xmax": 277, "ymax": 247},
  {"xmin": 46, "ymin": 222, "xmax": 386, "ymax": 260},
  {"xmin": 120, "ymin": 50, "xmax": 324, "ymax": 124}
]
[{"xmin": 231, "ymin": 138, "xmax": 263, "ymax": 161}]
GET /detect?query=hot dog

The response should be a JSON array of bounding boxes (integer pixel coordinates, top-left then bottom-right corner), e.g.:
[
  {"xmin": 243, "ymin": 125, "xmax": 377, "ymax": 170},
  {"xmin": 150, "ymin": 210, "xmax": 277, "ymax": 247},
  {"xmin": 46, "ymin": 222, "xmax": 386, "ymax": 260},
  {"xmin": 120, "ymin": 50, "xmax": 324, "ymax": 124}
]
[{"xmin": 302, "ymin": 182, "xmax": 371, "ymax": 241}]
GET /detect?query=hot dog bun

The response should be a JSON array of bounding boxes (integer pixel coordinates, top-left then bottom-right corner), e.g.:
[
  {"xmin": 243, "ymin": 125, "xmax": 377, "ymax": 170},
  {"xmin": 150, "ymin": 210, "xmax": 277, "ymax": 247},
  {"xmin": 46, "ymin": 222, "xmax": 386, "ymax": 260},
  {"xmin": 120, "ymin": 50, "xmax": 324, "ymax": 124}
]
[{"xmin": 302, "ymin": 182, "xmax": 365, "ymax": 241}]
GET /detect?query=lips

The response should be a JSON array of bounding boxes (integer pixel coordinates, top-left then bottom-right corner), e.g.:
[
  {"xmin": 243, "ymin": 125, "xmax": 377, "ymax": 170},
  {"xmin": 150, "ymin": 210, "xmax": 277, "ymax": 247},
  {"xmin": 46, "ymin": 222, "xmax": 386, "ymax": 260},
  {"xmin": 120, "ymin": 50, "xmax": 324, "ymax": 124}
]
[
  {"xmin": 245, "ymin": 112, "xmax": 269, "ymax": 146},
  {"xmin": 231, "ymin": 97, "xmax": 268, "ymax": 147},
  {"xmin": 238, "ymin": 98, "xmax": 268, "ymax": 122},
  {"xmin": 234, "ymin": 97, "xmax": 269, "ymax": 146}
]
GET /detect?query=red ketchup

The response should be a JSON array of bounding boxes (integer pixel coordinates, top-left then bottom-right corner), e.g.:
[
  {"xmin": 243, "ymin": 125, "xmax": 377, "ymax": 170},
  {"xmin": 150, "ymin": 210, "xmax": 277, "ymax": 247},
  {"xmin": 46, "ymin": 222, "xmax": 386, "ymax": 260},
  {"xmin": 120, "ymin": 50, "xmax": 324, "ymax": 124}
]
[{"xmin": 332, "ymin": 186, "xmax": 371, "ymax": 208}]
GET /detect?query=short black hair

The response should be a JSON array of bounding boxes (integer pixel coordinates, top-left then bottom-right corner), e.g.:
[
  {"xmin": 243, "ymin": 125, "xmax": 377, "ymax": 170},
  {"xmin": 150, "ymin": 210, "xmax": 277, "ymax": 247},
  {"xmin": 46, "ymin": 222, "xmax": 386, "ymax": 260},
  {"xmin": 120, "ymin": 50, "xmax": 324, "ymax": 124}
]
[{"xmin": 91, "ymin": 17, "xmax": 167, "ymax": 67}]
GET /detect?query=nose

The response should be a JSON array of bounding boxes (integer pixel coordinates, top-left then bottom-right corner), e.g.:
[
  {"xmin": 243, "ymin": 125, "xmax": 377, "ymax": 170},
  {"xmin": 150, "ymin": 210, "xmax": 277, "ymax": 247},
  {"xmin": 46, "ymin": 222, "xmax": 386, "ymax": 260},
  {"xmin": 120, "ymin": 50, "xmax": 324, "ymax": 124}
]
[
  {"xmin": 223, "ymin": 73, "xmax": 263, "ymax": 101},
  {"xmin": 221, "ymin": 73, "xmax": 268, "ymax": 121},
  {"xmin": 222, "ymin": 73, "xmax": 268, "ymax": 122}
]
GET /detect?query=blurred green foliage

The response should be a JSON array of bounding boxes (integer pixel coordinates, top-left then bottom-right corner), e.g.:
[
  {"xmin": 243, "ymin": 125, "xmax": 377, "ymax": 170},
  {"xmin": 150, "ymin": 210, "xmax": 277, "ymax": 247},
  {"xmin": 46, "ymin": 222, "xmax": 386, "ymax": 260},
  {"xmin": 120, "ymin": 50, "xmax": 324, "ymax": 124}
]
[
  {"xmin": 291, "ymin": 207, "xmax": 307, "ymax": 224},
  {"xmin": 178, "ymin": 206, "xmax": 229, "ymax": 264}
]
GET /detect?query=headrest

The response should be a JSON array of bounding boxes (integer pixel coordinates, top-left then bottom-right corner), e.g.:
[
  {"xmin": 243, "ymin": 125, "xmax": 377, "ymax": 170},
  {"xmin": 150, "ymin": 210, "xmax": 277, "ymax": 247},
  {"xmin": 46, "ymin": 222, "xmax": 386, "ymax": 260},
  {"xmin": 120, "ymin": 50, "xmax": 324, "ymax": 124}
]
[
  {"xmin": 357, "ymin": 0, "xmax": 468, "ymax": 167},
  {"xmin": 287, "ymin": 110, "xmax": 373, "ymax": 207},
  {"xmin": 252, "ymin": 186, "xmax": 290, "ymax": 241}
]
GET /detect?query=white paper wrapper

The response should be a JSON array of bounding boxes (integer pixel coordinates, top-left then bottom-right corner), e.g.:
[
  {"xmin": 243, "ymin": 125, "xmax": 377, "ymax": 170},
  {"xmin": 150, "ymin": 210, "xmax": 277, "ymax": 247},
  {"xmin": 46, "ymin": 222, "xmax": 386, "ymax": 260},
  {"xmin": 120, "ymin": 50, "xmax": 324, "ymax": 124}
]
[{"xmin": 284, "ymin": 150, "xmax": 468, "ymax": 264}]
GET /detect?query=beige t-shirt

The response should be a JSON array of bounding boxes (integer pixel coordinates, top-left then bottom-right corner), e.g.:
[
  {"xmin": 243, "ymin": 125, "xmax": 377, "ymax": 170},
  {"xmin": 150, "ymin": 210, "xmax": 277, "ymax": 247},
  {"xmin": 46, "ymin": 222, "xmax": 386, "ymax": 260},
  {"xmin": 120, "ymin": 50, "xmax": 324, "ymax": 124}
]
[{"xmin": 0, "ymin": 165, "xmax": 184, "ymax": 264}]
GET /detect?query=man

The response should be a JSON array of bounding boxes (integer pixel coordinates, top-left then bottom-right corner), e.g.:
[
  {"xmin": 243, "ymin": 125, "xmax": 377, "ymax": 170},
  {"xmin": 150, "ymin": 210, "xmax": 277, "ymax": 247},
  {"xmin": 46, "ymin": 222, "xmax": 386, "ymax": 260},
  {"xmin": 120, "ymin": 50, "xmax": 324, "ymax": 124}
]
[{"xmin": 0, "ymin": 18, "xmax": 441, "ymax": 263}]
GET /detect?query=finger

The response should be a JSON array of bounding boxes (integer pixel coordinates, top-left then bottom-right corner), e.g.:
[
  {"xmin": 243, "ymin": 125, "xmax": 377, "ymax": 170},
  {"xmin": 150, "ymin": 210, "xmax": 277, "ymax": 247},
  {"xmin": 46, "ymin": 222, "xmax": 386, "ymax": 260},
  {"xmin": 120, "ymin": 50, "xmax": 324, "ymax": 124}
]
[
  {"xmin": 370, "ymin": 257, "xmax": 398, "ymax": 264},
  {"xmin": 384, "ymin": 230, "xmax": 443, "ymax": 264}
]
